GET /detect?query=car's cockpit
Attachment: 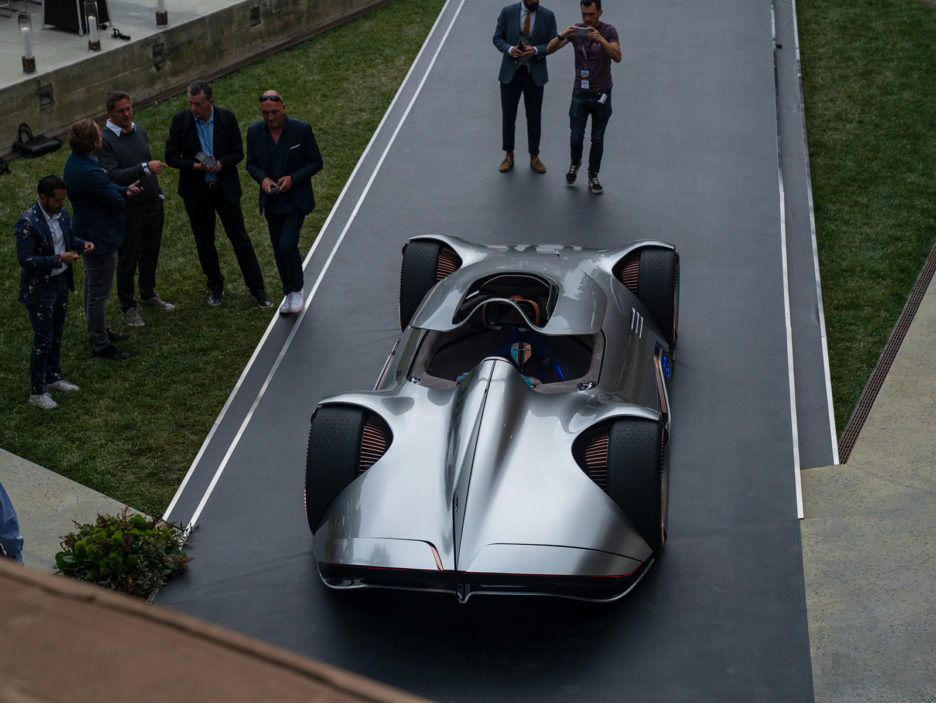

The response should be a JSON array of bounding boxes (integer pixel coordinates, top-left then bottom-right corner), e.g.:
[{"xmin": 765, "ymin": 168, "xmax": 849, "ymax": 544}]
[{"xmin": 409, "ymin": 274, "xmax": 604, "ymax": 393}]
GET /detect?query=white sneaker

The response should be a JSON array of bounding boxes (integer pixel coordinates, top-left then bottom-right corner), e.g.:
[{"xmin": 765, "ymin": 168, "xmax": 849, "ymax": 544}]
[
  {"xmin": 279, "ymin": 295, "xmax": 292, "ymax": 315},
  {"xmin": 289, "ymin": 289, "xmax": 304, "ymax": 314},
  {"xmin": 47, "ymin": 379, "xmax": 80, "ymax": 392},
  {"xmin": 29, "ymin": 393, "xmax": 58, "ymax": 409}
]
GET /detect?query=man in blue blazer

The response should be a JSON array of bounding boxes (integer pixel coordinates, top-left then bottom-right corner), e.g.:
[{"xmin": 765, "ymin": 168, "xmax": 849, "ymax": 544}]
[
  {"xmin": 493, "ymin": 0, "xmax": 558, "ymax": 174},
  {"xmin": 15, "ymin": 175, "xmax": 95, "ymax": 408},
  {"xmin": 246, "ymin": 90, "xmax": 323, "ymax": 315},
  {"xmin": 165, "ymin": 81, "xmax": 271, "ymax": 308},
  {"xmin": 64, "ymin": 119, "xmax": 139, "ymax": 361}
]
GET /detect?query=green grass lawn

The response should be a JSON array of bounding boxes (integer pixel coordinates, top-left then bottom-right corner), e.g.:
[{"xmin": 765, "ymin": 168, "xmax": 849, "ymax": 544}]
[
  {"xmin": 798, "ymin": 0, "xmax": 936, "ymax": 432},
  {"xmin": 0, "ymin": 0, "xmax": 445, "ymax": 516},
  {"xmin": 1, "ymin": 0, "xmax": 933, "ymax": 516}
]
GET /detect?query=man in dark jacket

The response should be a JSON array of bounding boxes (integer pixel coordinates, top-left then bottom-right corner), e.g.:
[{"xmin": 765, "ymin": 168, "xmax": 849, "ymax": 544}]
[
  {"xmin": 165, "ymin": 81, "xmax": 271, "ymax": 308},
  {"xmin": 493, "ymin": 0, "xmax": 558, "ymax": 174},
  {"xmin": 14, "ymin": 175, "xmax": 94, "ymax": 408},
  {"xmin": 63, "ymin": 119, "xmax": 139, "ymax": 360},
  {"xmin": 98, "ymin": 90, "xmax": 173, "ymax": 328},
  {"xmin": 246, "ymin": 90, "xmax": 323, "ymax": 315}
]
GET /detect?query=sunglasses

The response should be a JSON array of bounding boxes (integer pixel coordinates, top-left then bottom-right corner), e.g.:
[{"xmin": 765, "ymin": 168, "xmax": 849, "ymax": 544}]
[{"xmin": 259, "ymin": 94, "xmax": 282, "ymax": 103}]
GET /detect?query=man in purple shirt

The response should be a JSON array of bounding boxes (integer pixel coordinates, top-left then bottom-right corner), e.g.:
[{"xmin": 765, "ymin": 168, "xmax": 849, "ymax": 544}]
[{"xmin": 548, "ymin": 0, "xmax": 621, "ymax": 194}]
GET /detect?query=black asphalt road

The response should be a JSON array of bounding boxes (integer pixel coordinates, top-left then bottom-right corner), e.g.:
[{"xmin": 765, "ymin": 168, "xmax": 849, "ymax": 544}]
[{"xmin": 159, "ymin": 1, "xmax": 834, "ymax": 700}]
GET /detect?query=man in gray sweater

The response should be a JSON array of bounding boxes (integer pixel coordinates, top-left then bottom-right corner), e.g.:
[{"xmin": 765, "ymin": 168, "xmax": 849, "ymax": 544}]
[{"xmin": 98, "ymin": 90, "xmax": 173, "ymax": 327}]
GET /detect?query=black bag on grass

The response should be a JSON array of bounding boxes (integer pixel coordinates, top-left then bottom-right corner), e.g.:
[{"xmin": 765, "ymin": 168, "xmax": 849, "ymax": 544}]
[{"xmin": 14, "ymin": 123, "xmax": 61, "ymax": 158}]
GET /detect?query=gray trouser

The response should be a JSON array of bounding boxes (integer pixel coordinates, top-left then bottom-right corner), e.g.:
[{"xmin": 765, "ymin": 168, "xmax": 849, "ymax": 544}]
[{"xmin": 83, "ymin": 251, "xmax": 117, "ymax": 351}]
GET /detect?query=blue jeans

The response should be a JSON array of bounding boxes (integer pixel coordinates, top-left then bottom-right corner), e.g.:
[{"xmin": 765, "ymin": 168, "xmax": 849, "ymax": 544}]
[
  {"xmin": 569, "ymin": 89, "xmax": 613, "ymax": 175},
  {"xmin": 264, "ymin": 209, "xmax": 306, "ymax": 295}
]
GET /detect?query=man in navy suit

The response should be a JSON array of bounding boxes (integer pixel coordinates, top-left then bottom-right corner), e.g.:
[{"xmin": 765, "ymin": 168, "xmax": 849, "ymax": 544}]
[
  {"xmin": 64, "ymin": 119, "xmax": 140, "ymax": 362},
  {"xmin": 15, "ymin": 175, "xmax": 95, "ymax": 408},
  {"xmin": 165, "ymin": 81, "xmax": 271, "ymax": 308},
  {"xmin": 493, "ymin": 0, "xmax": 558, "ymax": 174},
  {"xmin": 246, "ymin": 90, "xmax": 323, "ymax": 315}
]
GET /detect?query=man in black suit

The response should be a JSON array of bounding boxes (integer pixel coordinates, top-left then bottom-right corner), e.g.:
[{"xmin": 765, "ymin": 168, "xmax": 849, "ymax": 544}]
[
  {"xmin": 165, "ymin": 81, "xmax": 271, "ymax": 307},
  {"xmin": 493, "ymin": 0, "xmax": 558, "ymax": 174},
  {"xmin": 245, "ymin": 90, "xmax": 323, "ymax": 315}
]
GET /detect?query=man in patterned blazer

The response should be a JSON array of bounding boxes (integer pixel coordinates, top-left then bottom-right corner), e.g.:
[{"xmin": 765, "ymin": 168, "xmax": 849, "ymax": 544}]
[{"xmin": 15, "ymin": 175, "xmax": 95, "ymax": 409}]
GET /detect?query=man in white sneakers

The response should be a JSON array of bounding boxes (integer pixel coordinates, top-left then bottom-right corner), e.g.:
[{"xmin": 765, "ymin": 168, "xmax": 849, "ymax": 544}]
[
  {"xmin": 246, "ymin": 90, "xmax": 323, "ymax": 315},
  {"xmin": 14, "ymin": 175, "xmax": 95, "ymax": 409}
]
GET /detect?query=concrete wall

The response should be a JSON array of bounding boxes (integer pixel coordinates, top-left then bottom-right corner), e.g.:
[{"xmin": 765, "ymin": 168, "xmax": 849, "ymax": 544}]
[{"xmin": 1, "ymin": 0, "xmax": 388, "ymax": 150}]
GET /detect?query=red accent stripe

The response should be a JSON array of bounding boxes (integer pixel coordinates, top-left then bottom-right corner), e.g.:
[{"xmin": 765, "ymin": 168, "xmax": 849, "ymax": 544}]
[{"xmin": 321, "ymin": 563, "xmax": 645, "ymax": 579}]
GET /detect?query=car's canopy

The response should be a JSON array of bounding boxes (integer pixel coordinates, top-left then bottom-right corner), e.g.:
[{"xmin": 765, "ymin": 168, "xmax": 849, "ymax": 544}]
[{"xmin": 409, "ymin": 239, "xmax": 628, "ymax": 335}]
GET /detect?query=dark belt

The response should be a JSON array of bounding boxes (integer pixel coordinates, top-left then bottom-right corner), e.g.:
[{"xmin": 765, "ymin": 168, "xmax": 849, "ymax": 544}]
[{"xmin": 205, "ymin": 181, "xmax": 220, "ymax": 190}]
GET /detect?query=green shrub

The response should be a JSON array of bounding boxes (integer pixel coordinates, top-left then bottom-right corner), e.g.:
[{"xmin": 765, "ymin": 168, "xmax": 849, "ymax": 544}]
[{"xmin": 55, "ymin": 508, "xmax": 191, "ymax": 599}]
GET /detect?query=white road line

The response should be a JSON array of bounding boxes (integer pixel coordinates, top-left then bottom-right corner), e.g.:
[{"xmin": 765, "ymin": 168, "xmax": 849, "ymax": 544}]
[
  {"xmin": 791, "ymin": 0, "xmax": 840, "ymax": 467},
  {"xmin": 163, "ymin": 0, "xmax": 467, "ymax": 528},
  {"xmin": 772, "ymin": 3, "xmax": 804, "ymax": 520}
]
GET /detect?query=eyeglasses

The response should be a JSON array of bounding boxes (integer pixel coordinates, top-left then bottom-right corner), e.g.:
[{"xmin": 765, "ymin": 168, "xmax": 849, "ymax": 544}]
[{"xmin": 259, "ymin": 94, "xmax": 282, "ymax": 103}]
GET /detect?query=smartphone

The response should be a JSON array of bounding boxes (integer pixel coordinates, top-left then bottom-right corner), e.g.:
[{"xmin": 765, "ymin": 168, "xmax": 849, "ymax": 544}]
[
  {"xmin": 269, "ymin": 185, "xmax": 280, "ymax": 194},
  {"xmin": 573, "ymin": 26, "xmax": 591, "ymax": 36},
  {"xmin": 194, "ymin": 151, "xmax": 218, "ymax": 170}
]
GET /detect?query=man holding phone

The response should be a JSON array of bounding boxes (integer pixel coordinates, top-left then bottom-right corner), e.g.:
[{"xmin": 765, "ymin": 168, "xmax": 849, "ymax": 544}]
[
  {"xmin": 165, "ymin": 80, "xmax": 271, "ymax": 308},
  {"xmin": 15, "ymin": 176, "xmax": 95, "ymax": 408},
  {"xmin": 548, "ymin": 0, "xmax": 621, "ymax": 195},
  {"xmin": 493, "ymin": 0, "xmax": 558, "ymax": 174},
  {"xmin": 246, "ymin": 90, "xmax": 323, "ymax": 315}
]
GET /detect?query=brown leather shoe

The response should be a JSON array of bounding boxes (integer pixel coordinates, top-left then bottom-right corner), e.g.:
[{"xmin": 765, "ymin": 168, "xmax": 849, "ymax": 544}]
[
  {"xmin": 530, "ymin": 155, "xmax": 547, "ymax": 174},
  {"xmin": 499, "ymin": 153, "xmax": 514, "ymax": 172}
]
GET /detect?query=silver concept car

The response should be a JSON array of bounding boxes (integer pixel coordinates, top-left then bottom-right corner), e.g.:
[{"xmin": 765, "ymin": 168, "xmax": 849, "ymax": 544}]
[{"xmin": 305, "ymin": 235, "xmax": 679, "ymax": 602}]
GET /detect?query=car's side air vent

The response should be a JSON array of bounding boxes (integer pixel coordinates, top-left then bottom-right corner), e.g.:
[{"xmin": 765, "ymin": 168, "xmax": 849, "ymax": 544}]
[
  {"xmin": 359, "ymin": 414, "xmax": 392, "ymax": 472},
  {"xmin": 612, "ymin": 253, "xmax": 640, "ymax": 295},
  {"xmin": 437, "ymin": 246, "xmax": 461, "ymax": 280},
  {"xmin": 572, "ymin": 424, "xmax": 611, "ymax": 492}
]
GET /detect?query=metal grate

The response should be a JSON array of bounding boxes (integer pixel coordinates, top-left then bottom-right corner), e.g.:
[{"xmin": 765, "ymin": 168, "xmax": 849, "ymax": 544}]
[
  {"xmin": 581, "ymin": 431, "xmax": 609, "ymax": 491},
  {"xmin": 838, "ymin": 241, "xmax": 936, "ymax": 462},
  {"xmin": 359, "ymin": 415, "xmax": 391, "ymax": 472},
  {"xmin": 615, "ymin": 254, "xmax": 640, "ymax": 294},
  {"xmin": 437, "ymin": 246, "xmax": 461, "ymax": 280}
]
